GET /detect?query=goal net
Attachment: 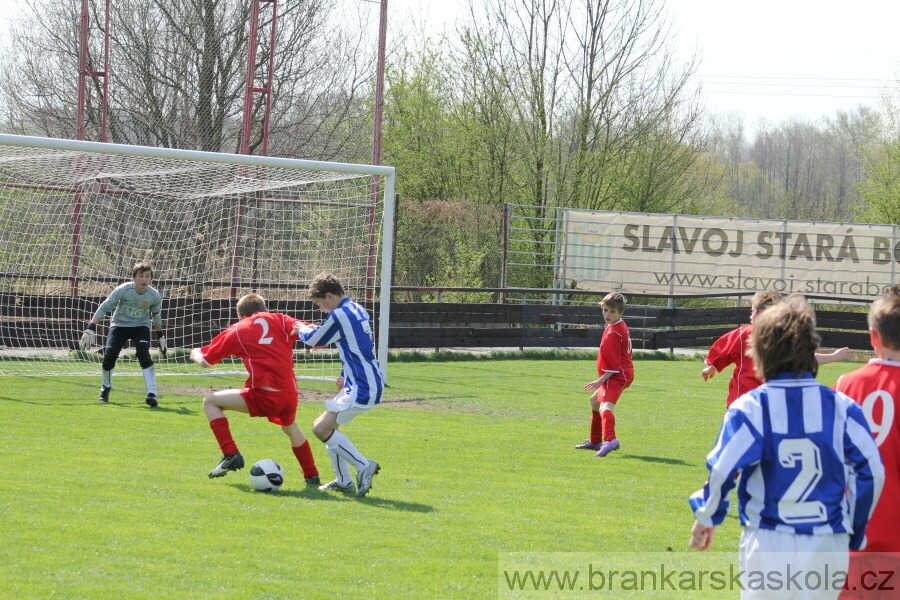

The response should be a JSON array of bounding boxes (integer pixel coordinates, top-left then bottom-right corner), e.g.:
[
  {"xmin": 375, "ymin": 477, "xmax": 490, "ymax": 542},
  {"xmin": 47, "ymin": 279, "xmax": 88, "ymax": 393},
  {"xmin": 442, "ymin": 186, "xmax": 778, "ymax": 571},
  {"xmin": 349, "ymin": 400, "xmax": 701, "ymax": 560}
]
[{"xmin": 0, "ymin": 134, "xmax": 395, "ymax": 379}]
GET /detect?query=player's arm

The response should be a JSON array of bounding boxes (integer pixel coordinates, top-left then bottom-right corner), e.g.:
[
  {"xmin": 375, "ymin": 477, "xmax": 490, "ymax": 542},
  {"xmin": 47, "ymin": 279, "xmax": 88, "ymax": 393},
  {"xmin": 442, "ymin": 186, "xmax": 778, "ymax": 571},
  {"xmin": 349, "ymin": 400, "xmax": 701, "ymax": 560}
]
[
  {"xmin": 297, "ymin": 316, "xmax": 341, "ymax": 347},
  {"xmin": 151, "ymin": 297, "xmax": 167, "ymax": 356},
  {"xmin": 291, "ymin": 320, "xmax": 315, "ymax": 338},
  {"xmin": 586, "ymin": 331, "xmax": 620, "ymax": 390},
  {"xmin": 689, "ymin": 408, "xmax": 760, "ymax": 535},
  {"xmin": 189, "ymin": 348, "xmax": 211, "ymax": 368},
  {"xmin": 705, "ymin": 328, "xmax": 740, "ymax": 374},
  {"xmin": 843, "ymin": 401, "xmax": 886, "ymax": 550},
  {"xmin": 189, "ymin": 328, "xmax": 236, "ymax": 369},
  {"xmin": 689, "ymin": 520, "xmax": 716, "ymax": 551},
  {"xmin": 584, "ymin": 371, "xmax": 614, "ymax": 391},
  {"xmin": 701, "ymin": 364, "xmax": 718, "ymax": 381},
  {"xmin": 78, "ymin": 291, "xmax": 118, "ymax": 351},
  {"xmin": 815, "ymin": 347, "xmax": 850, "ymax": 365}
]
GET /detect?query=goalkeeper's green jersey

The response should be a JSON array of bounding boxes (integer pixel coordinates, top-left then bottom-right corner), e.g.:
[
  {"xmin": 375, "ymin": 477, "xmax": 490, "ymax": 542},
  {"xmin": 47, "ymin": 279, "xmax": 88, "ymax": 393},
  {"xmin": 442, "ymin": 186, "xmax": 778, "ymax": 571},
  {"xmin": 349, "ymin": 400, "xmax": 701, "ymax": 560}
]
[{"xmin": 94, "ymin": 282, "xmax": 163, "ymax": 328}]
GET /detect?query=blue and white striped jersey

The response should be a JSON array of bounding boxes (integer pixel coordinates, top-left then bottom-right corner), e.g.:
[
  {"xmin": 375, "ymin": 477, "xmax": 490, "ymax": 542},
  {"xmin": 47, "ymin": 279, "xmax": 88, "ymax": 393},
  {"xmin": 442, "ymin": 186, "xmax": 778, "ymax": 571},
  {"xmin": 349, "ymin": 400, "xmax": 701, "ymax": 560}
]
[
  {"xmin": 690, "ymin": 372, "xmax": 884, "ymax": 550},
  {"xmin": 298, "ymin": 297, "xmax": 384, "ymax": 406},
  {"xmin": 94, "ymin": 282, "xmax": 163, "ymax": 328}
]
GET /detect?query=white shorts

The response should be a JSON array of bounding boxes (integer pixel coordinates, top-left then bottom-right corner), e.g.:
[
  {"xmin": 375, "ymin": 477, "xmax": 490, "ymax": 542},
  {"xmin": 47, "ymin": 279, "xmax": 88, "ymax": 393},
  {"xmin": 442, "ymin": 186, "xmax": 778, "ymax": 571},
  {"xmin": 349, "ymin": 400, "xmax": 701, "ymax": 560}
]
[
  {"xmin": 739, "ymin": 527, "xmax": 849, "ymax": 599},
  {"xmin": 325, "ymin": 389, "xmax": 375, "ymax": 426}
]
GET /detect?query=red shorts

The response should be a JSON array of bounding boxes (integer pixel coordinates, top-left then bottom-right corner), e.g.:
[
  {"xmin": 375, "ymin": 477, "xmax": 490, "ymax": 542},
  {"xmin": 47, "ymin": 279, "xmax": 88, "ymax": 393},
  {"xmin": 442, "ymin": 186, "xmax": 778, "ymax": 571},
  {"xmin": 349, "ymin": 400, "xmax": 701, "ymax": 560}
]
[
  {"xmin": 840, "ymin": 551, "xmax": 900, "ymax": 599},
  {"xmin": 240, "ymin": 387, "xmax": 298, "ymax": 426},
  {"xmin": 599, "ymin": 383, "xmax": 626, "ymax": 404}
]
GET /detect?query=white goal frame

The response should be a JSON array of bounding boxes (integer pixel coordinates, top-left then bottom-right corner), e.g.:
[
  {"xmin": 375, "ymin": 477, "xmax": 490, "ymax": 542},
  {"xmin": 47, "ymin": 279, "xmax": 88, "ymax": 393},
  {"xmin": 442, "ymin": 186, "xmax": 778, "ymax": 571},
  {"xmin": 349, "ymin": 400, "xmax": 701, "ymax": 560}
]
[{"xmin": 0, "ymin": 133, "xmax": 395, "ymax": 379}]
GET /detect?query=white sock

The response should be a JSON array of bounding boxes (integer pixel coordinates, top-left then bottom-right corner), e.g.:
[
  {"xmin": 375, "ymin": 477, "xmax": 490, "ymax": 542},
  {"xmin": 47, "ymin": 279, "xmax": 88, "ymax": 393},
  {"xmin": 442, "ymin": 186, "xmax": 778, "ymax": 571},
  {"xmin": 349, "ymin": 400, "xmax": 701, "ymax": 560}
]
[
  {"xmin": 327, "ymin": 448, "xmax": 353, "ymax": 485},
  {"xmin": 142, "ymin": 365, "xmax": 157, "ymax": 395},
  {"xmin": 325, "ymin": 430, "xmax": 369, "ymax": 472},
  {"xmin": 102, "ymin": 369, "xmax": 112, "ymax": 388}
]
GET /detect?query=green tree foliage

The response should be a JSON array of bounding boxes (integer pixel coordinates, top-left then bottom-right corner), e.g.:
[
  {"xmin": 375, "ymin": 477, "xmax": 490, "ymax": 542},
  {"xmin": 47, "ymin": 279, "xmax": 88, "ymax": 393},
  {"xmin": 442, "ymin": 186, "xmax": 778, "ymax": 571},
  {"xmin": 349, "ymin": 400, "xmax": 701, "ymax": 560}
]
[
  {"xmin": 857, "ymin": 106, "xmax": 900, "ymax": 224},
  {"xmin": 392, "ymin": 199, "xmax": 502, "ymax": 300}
]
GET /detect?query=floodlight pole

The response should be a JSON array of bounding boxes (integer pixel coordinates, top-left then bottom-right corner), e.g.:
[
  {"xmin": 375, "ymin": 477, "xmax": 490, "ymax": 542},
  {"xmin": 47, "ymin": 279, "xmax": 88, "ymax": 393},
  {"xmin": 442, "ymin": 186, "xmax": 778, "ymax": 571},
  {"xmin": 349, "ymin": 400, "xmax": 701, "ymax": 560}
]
[
  {"xmin": 365, "ymin": 0, "xmax": 388, "ymax": 303},
  {"xmin": 235, "ymin": 0, "xmax": 278, "ymax": 297}
]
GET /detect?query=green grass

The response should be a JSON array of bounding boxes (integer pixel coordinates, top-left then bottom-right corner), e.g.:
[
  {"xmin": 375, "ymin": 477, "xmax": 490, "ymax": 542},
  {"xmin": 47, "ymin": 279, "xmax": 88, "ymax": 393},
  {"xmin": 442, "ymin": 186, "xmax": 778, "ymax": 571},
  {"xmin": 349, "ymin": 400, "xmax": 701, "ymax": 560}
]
[{"xmin": 0, "ymin": 357, "xmax": 860, "ymax": 599}]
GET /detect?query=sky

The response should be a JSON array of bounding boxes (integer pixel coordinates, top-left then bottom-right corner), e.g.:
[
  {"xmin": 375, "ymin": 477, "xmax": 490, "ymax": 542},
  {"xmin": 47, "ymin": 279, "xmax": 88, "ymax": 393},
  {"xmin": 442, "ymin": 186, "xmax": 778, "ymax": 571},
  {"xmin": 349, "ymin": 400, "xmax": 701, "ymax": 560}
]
[
  {"xmin": 2, "ymin": 0, "xmax": 896, "ymax": 129},
  {"xmin": 386, "ymin": 0, "xmax": 900, "ymax": 128}
]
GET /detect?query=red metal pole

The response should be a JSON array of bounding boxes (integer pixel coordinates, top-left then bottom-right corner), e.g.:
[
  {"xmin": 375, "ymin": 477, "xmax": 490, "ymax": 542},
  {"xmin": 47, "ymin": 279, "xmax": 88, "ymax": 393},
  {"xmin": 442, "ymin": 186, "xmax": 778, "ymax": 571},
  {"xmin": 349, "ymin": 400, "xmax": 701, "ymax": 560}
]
[
  {"xmin": 72, "ymin": 0, "xmax": 91, "ymax": 296},
  {"xmin": 76, "ymin": 0, "xmax": 89, "ymax": 141},
  {"xmin": 101, "ymin": 0, "xmax": 111, "ymax": 142},
  {"xmin": 239, "ymin": 0, "xmax": 262, "ymax": 156},
  {"xmin": 261, "ymin": 0, "xmax": 277, "ymax": 156}
]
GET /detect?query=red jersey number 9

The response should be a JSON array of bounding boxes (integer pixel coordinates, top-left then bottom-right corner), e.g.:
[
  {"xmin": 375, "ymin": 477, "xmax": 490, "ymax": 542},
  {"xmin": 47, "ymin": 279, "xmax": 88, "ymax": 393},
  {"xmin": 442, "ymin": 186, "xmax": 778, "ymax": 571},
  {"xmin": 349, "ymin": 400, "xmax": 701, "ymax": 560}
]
[{"xmin": 861, "ymin": 390, "xmax": 895, "ymax": 447}]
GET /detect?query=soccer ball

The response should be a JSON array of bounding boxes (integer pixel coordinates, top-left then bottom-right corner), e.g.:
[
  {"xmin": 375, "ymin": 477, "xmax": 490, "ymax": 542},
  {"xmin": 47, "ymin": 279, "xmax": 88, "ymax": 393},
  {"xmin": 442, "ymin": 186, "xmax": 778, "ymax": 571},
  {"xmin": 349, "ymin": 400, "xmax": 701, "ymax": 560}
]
[{"xmin": 249, "ymin": 459, "xmax": 284, "ymax": 492}]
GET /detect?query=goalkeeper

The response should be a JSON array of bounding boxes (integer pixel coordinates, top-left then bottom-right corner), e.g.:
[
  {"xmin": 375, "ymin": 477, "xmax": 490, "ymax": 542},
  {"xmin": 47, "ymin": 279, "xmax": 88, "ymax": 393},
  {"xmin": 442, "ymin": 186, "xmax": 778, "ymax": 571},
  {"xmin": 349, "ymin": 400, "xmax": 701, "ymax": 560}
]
[{"xmin": 79, "ymin": 260, "xmax": 166, "ymax": 407}]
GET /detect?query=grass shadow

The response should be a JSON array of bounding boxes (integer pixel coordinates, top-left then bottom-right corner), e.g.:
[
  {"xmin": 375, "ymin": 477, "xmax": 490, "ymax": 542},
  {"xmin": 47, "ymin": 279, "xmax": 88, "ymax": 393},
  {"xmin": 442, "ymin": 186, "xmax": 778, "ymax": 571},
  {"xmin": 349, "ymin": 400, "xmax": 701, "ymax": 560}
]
[
  {"xmin": 227, "ymin": 483, "xmax": 436, "ymax": 512},
  {"xmin": 619, "ymin": 454, "xmax": 694, "ymax": 467}
]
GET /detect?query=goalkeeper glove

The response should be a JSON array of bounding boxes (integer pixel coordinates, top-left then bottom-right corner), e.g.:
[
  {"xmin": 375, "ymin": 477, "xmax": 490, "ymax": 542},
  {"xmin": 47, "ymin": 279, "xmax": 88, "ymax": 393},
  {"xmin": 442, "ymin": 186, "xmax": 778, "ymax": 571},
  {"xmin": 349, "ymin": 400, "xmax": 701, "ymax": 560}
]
[
  {"xmin": 156, "ymin": 331, "xmax": 167, "ymax": 357},
  {"xmin": 79, "ymin": 324, "xmax": 97, "ymax": 352}
]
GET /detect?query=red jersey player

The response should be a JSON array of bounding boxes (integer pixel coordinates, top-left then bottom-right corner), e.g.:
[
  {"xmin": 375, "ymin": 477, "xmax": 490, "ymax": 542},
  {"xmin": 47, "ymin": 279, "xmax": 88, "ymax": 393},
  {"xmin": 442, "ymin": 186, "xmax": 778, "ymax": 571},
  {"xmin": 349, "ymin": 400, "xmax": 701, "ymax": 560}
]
[
  {"xmin": 189, "ymin": 293, "xmax": 319, "ymax": 485},
  {"xmin": 835, "ymin": 285, "xmax": 900, "ymax": 599},
  {"xmin": 702, "ymin": 290, "xmax": 849, "ymax": 407},
  {"xmin": 577, "ymin": 292, "xmax": 634, "ymax": 457}
]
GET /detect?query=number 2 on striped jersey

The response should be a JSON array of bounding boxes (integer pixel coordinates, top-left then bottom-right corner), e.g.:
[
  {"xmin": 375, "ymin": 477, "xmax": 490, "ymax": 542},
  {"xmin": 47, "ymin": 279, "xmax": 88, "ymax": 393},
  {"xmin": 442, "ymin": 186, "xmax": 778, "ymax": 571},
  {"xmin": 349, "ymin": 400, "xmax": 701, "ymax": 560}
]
[{"xmin": 777, "ymin": 438, "xmax": 827, "ymax": 524}]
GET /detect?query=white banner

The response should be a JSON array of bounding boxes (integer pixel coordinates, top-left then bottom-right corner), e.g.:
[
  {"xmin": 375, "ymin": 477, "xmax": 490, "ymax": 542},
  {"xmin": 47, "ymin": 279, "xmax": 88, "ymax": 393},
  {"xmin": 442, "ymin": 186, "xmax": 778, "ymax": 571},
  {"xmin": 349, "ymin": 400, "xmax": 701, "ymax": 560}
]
[{"xmin": 562, "ymin": 210, "xmax": 900, "ymax": 298}]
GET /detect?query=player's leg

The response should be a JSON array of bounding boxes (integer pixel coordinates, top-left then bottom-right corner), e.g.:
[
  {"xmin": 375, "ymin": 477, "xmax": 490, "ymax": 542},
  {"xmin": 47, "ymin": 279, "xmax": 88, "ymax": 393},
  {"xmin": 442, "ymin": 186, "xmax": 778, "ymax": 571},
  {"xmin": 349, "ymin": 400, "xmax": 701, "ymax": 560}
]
[
  {"xmin": 595, "ymin": 387, "xmax": 622, "ymax": 457},
  {"xmin": 132, "ymin": 326, "xmax": 158, "ymax": 407},
  {"xmin": 576, "ymin": 390, "xmax": 604, "ymax": 450},
  {"xmin": 99, "ymin": 327, "xmax": 129, "ymax": 402},
  {"xmin": 313, "ymin": 410, "xmax": 356, "ymax": 492},
  {"xmin": 281, "ymin": 422, "xmax": 320, "ymax": 484},
  {"xmin": 314, "ymin": 394, "xmax": 380, "ymax": 497},
  {"xmin": 205, "ymin": 389, "xmax": 250, "ymax": 478}
]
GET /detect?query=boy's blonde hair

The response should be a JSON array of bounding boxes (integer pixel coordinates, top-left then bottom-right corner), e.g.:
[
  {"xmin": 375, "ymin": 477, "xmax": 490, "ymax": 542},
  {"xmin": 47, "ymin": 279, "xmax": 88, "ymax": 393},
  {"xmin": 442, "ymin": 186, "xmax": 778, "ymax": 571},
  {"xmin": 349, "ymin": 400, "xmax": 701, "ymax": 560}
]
[
  {"xmin": 750, "ymin": 294, "xmax": 819, "ymax": 381},
  {"xmin": 308, "ymin": 272, "xmax": 344, "ymax": 299},
  {"xmin": 600, "ymin": 292, "xmax": 627, "ymax": 314},
  {"xmin": 750, "ymin": 290, "xmax": 782, "ymax": 314},
  {"xmin": 236, "ymin": 293, "xmax": 267, "ymax": 317},
  {"xmin": 869, "ymin": 284, "xmax": 900, "ymax": 350}
]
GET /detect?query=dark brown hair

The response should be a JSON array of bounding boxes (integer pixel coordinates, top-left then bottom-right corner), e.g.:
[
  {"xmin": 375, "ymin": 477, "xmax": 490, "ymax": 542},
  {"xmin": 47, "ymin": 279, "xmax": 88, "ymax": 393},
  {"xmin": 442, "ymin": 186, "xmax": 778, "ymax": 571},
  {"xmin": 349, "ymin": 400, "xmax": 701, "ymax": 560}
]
[
  {"xmin": 308, "ymin": 272, "xmax": 344, "ymax": 299},
  {"xmin": 869, "ymin": 284, "xmax": 900, "ymax": 350},
  {"xmin": 132, "ymin": 260, "xmax": 153, "ymax": 278},
  {"xmin": 236, "ymin": 293, "xmax": 267, "ymax": 317},
  {"xmin": 750, "ymin": 294, "xmax": 819, "ymax": 381}
]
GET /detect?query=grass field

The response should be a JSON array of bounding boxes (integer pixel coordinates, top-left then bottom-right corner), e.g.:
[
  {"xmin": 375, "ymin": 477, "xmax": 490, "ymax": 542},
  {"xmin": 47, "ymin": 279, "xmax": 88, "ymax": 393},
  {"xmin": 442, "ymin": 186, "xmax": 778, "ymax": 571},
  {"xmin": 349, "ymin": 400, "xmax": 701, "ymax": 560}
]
[{"xmin": 0, "ymin": 354, "xmax": 861, "ymax": 599}]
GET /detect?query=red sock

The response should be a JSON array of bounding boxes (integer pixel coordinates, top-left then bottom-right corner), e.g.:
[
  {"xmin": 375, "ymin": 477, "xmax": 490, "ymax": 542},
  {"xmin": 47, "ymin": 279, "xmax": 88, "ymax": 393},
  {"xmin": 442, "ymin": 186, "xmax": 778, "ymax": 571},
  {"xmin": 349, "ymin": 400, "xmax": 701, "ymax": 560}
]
[
  {"xmin": 209, "ymin": 417, "xmax": 239, "ymax": 455},
  {"xmin": 590, "ymin": 410, "xmax": 603, "ymax": 444},
  {"xmin": 292, "ymin": 440, "xmax": 319, "ymax": 478},
  {"xmin": 601, "ymin": 410, "xmax": 616, "ymax": 442}
]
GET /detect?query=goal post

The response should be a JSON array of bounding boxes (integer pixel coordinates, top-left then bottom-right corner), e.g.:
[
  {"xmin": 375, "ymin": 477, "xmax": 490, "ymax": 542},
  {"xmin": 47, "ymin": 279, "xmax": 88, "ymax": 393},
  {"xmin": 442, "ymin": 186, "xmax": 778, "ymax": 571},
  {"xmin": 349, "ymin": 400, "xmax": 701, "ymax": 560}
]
[{"xmin": 0, "ymin": 133, "xmax": 395, "ymax": 380}]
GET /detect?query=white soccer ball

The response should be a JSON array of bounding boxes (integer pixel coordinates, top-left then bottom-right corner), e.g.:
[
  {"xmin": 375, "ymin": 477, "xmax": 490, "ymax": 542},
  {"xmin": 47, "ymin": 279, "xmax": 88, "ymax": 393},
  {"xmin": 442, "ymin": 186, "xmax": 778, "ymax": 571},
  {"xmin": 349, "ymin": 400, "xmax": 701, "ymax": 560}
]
[{"xmin": 249, "ymin": 458, "xmax": 284, "ymax": 492}]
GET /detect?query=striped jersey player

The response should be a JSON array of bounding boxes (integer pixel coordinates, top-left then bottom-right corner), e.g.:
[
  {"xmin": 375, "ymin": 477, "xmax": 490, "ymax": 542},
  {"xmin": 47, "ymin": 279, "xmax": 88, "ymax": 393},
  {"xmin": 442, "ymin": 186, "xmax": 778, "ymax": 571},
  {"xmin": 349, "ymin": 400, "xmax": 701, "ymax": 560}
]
[
  {"xmin": 295, "ymin": 273, "xmax": 384, "ymax": 497},
  {"xmin": 689, "ymin": 295, "xmax": 883, "ymax": 600}
]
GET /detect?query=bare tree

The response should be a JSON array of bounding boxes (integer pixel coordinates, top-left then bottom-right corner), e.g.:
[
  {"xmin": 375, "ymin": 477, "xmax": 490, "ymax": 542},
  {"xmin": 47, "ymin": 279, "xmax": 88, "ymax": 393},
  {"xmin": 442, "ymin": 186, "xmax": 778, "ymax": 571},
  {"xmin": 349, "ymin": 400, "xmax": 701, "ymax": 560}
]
[
  {"xmin": 457, "ymin": 0, "xmax": 706, "ymax": 214},
  {"xmin": 0, "ymin": 0, "xmax": 377, "ymax": 161}
]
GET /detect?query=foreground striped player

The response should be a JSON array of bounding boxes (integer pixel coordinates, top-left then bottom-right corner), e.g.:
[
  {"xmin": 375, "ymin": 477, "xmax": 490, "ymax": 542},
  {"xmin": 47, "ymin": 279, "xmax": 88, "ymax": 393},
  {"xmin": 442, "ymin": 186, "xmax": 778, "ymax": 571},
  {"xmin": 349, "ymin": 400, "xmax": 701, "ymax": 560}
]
[{"xmin": 689, "ymin": 295, "xmax": 884, "ymax": 600}]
